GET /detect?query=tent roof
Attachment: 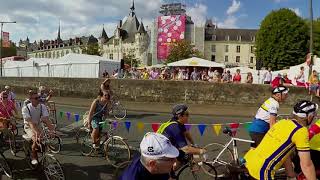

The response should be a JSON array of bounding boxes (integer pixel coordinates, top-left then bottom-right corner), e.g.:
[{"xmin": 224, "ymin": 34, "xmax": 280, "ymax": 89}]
[{"xmin": 167, "ymin": 57, "xmax": 225, "ymax": 68}]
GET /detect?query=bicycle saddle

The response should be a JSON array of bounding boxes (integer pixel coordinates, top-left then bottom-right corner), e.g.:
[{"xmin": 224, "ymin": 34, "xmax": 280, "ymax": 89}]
[{"xmin": 223, "ymin": 127, "xmax": 233, "ymax": 136}]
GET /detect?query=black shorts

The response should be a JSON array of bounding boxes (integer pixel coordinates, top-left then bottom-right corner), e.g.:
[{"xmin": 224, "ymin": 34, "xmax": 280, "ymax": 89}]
[{"xmin": 249, "ymin": 132, "xmax": 266, "ymax": 148}]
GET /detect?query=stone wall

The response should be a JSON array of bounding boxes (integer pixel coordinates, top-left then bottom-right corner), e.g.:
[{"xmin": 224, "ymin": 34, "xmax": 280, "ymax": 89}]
[{"xmin": 0, "ymin": 77, "xmax": 310, "ymax": 106}]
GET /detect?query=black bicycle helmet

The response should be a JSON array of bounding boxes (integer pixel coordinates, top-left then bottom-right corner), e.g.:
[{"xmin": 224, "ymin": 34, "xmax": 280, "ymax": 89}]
[
  {"xmin": 293, "ymin": 100, "xmax": 318, "ymax": 118},
  {"xmin": 272, "ymin": 85, "xmax": 289, "ymax": 94},
  {"xmin": 172, "ymin": 104, "xmax": 188, "ymax": 116}
]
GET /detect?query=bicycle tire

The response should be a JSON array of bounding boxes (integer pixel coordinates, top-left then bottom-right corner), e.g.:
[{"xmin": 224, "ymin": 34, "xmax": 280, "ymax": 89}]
[
  {"xmin": 48, "ymin": 136, "xmax": 62, "ymax": 154},
  {"xmin": 112, "ymin": 103, "xmax": 127, "ymax": 120},
  {"xmin": 8, "ymin": 130, "xmax": 17, "ymax": 156},
  {"xmin": 23, "ymin": 140, "xmax": 39, "ymax": 170},
  {"xmin": 201, "ymin": 161, "xmax": 218, "ymax": 179},
  {"xmin": 80, "ymin": 131, "xmax": 93, "ymax": 156},
  {"xmin": 203, "ymin": 142, "xmax": 234, "ymax": 178},
  {"xmin": 42, "ymin": 154, "xmax": 65, "ymax": 180},
  {"xmin": 176, "ymin": 164, "xmax": 204, "ymax": 180},
  {"xmin": 104, "ymin": 136, "xmax": 131, "ymax": 168},
  {"xmin": 0, "ymin": 152, "xmax": 13, "ymax": 178}
]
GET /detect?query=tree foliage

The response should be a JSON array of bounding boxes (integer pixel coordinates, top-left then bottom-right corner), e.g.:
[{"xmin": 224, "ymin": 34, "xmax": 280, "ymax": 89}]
[
  {"xmin": 255, "ymin": 8, "xmax": 309, "ymax": 70},
  {"xmin": 166, "ymin": 40, "xmax": 203, "ymax": 63},
  {"xmin": 81, "ymin": 43, "xmax": 101, "ymax": 56},
  {"xmin": 123, "ymin": 50, "xmax": 141, "ymax": 67},
  {"xmin": 0, "ymin": 42, "xmax": 17, "ymax": 58}
]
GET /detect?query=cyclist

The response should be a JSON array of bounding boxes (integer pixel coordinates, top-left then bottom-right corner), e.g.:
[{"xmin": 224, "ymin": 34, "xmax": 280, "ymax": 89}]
[
  {"xmin": 4, "ymin": 86, "xmax": 16, "ymax": 103},
  {"xmin": 309, "ymin": 119, "xmax": 320, "ymax": 168},
  {"xmin": 244, "ymin": 100, "xmax": 317, "ymax": 180},
  {"xmin": 87, "ymin": 90, "xmax": 110, "ymax": 149},
  {"xmin": 22, "ymin": 90, "xmax": 55, "ymax": 165},
  {"xmin": 120, "ymin": 132, "xmax": 179, "ymax": 180},
  {"xmin": 249, "ymin": 85, "xmax": 289, "ymax": 147},
  {"xmin": 0, "ymin": 91, "xmax": 19, "ymax": 129},
  {"xmin": 157, "ymin": 104, "xmax": 206, "ymax": 174},
  {"xmin": 38, "ymin": 86, "xmax": 54, "ymax": 105}
]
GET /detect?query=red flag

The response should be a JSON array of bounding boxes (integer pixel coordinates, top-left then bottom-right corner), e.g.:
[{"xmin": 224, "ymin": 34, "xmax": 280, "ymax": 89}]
[
  {"xmin": 151, "ymin": 123, "xmax": 160, "ymax": 132},
  {"xmin": 2, "ymin": 32, "xmax": 10, "ymax": 48}
]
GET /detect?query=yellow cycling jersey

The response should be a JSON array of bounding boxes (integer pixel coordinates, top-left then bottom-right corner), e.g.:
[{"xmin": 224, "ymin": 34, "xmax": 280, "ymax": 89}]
[
  {"xmin": 245, "ymin": 119, "xmax": 310, "ymax": 180},
  {"xmin": 310, "ymin": 120, "xmax": 320, "ymax": 151}
]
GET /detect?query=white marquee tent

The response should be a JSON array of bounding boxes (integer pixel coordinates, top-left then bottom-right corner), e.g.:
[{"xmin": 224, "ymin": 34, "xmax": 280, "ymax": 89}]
[
  {"xmin": 167, "ymin": 57, "xmax": 225, "ymax": 68},
  {"xmin": 3, "ymin": 53, "xmax": 121, "ymax": 78}
]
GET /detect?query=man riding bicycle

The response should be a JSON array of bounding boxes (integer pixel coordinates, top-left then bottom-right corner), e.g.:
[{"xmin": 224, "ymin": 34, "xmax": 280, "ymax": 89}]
[
  {"xmin": 157, "ymin": 104, "xmax": 206, "ymax": 175},
  {"xmin": 309, "ymin": 119, "xmax": 320, "ymax": 168},
  {"xmin": 244, "ymin": 100, "xmax": 318, "ymax": 180},
  {"xmin": 249, "ymin": 85, "xmax": 289, "ymax": 147},
  {"xmin": 22, "ymin": 90, "xmax": 55, "ymax": 165},
  {"xmin": 0, "ymin": 91, "xmax": 19, "ymax": 129}
]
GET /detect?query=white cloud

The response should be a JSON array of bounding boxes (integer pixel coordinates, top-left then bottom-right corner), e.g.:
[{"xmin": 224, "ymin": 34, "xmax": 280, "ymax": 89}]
[
  {"xmin": 0, "ymin": 0, "xmax": 162, "ymax": 43},
  {"xmin": 218, "ymin": 16, "xmax": 238, "ymax": 28},
  {"xmin": 227, "ymin": 0, "xmax": 241, "ymax": 15},
  {"xmin": 290, "ymin": 8, "xmax": 302, "ymax": 16},
  {"xmin": 273, "ymin": 0, "xmax": 288, "ymax": 3},
  {"xmin": 187, "ymin": 3, "xmax": 208, "ymax": 26}
]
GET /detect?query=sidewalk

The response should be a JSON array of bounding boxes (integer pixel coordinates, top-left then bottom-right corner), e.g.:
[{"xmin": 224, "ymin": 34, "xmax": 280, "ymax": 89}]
[{"xmin": 15, "ymin": 94, "xmax": 292, "ymax": 117}]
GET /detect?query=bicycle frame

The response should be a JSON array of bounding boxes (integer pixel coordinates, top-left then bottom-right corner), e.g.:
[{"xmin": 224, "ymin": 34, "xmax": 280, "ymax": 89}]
[{"xmin": 213, "ymin": 137, "xmax": 254, "ymax": 165}]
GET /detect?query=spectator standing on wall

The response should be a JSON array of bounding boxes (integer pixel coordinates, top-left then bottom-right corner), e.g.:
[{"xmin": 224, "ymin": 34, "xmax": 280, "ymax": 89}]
[
  {"xmin": 263, "ymin": 67, "xmax": 272, "ymax": 84},
  {"xmin": 309, "ymin": 70, "xmax": 320, "ymax": 97},
  {"xmin": 295, "ymin": 66, "xmax": 306, "ymax": 87},
  {"xmin": 233, "ymin": 69, "xmax": 241, "ymax": 83},
  {"xmin": 246, "ymin": 72, "xmax": 253, "ymax": 84}
]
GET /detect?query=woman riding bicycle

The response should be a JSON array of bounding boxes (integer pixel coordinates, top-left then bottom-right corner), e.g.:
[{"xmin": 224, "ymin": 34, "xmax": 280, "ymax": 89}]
[
  {"xmin": 0, "ymin": 91, "xmax": 19, "ymax": 129},
  {"xmin": 88, "ymin": 90, "xmax": 111, "ymax": 149}
]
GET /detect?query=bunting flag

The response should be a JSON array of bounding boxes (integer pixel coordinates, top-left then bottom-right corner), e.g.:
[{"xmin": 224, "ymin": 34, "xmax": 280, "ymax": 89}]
[
  {"xmin": 74, "ymin": 114, "xmax": 80, "ymax": 122},
  {"xmin": 244, "ymin": 123, "xmax": 252, "ymax": 133},
  {"xmin": 125, "ymin": 121, "xmax": 131, "ymax": 132},
  {"xmin": 137, "ymin": 122, "xmax": 144, "ymax": 132},
  {"xmin": 151, "ymin": 123, "xmax": 160, "ymax": 132},
  {"xmin": 112, "ymin": 121, "xmax": 118, "ymax": 129},
  {"xmin": 213, "ymin": 124, "xmax": 222, "ymax": 136},
  {"xmin": 185, "ymin": 124, "xmax": 192, "ymax": 131},
  {"xmin": 59, "ymin": 111, "xmax": 63, "ymax": 119},
  {"xmin": 198, "ymin": 124, "xmax": 207, "ymax": 136},
  {"xmin": 230, "ymin": 123, "xmax": 240, "ymax": 136},
  {"xmin": 66, "ymin": 112, "xmax": 71, "ymax": 120}
]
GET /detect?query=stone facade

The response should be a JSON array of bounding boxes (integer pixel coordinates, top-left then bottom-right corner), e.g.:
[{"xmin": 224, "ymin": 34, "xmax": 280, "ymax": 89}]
[
  {"xmin": 100, "ymin": 1, "xmax": 150, "ymax": 65},
  {"xmin": 18, "ymin": 26, "xmax": 98, "ymax": 59}
]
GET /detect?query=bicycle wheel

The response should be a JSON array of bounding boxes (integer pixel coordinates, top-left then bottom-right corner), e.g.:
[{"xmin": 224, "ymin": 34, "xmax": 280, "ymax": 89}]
[
  {"xmin": 176, "ymin": 164, "xmax": 205, "ymax": 180},
  {"xmin": 201, "ymin": 161, "xmax": 218, "ymax": 179},
  {"xmin": 8, "ymin": 130, "xmax": 17, "ymax": 156},
  {"xmin": 104, "ymin": 136, "xmax": 131, "ymax": 168},
  {"xmin": 203, "ymin": 142, "xmax": 234, "ymax": 178},
  {"xmin": 80, "ymin": 131, "xmax": 93, "ymax": 156},
  {"xmin": 49, "ymin": 111, "xmax": 57, "ymax": 125},
  {"xmin": 48, "ymin": 136, "xmax": 62, "ymax": 154},
  {"xmin": 23, "ymin": 140, "xmax": 41, "ymax": 170},
  {"xmin": 42, "ymin": 154, "xmax": 65, "ymax": 180},
  {"xmin": 112, "ymin": 103, "xmax": 127, "ymax": 120},
  {"xmin": 0, "ymin": 152, "xmax": 13, "ymax": 178}
]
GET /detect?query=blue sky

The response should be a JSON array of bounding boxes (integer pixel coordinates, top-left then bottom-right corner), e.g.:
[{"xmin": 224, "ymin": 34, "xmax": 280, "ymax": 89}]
[{"xmin": 0, "ymin": 0, "xmax": 319, "ymax": 43}]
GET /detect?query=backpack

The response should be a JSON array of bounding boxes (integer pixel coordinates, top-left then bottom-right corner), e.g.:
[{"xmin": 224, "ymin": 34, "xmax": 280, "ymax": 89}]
[{"xmin": 157, "ymin": 120, "xmax": 178, "ymax": 134}]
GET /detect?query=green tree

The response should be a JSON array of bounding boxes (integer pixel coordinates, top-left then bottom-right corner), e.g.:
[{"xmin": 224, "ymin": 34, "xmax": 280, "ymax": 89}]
[
  {"xmin": 314, "ymin": 18, "xmax": 320, "ymax": 56},
  {"xmin": 81, "ymin": 43, "xmax": 101, "ymax": 56},
  {"xmin": 123, "ymin": 50, "xmax": 141, "ymax": 67},
  {"xmin": 256, "ymin": 8, "xmax": 309, "ymax": 70},
  {"xmin": 166, "ymin": 40, "xmax": 203, "ymax": 63},
  {"xmin": 0, "ymin": 42, "xmax": 17, "ymax": 58}
]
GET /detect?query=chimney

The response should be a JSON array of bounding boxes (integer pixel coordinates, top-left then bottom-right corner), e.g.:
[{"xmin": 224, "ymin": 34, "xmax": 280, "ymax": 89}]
[{"xmin": 119, "ymin": 20, "xmax": 122, "ymax": 27}]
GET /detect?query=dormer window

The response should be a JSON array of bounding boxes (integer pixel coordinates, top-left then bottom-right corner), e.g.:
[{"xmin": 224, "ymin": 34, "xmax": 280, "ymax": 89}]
[
  {"xmin": 212, "ymin": 35, "xmax": 216, "ymax": 41},
  {"xmin": 225, "ymin": 35, "xmax": 229, "ymax": 41},
  {"xmin": 237, "ymin": 35, "xmax": 242, "ymax": 41}
]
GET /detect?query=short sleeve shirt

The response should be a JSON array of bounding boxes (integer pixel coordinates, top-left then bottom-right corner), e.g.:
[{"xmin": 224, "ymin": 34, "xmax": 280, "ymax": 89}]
[
  {"xmin": 309, "ymin": 120, "xmax": 320, "ymax": 151},
  {"xmin": 162, "ymin": 121, "xmax": 188, "ymax": 149},
  {"xmin": 120, "ymin": 156, "xmax": 170, "ymax": 180},
  {"xmin": 22, "ymin": 103, "xmax": 49, "ymax": 125},
  {"xmin": 255, "ymin": 97, "xmax": 279, "ymax": 122}
]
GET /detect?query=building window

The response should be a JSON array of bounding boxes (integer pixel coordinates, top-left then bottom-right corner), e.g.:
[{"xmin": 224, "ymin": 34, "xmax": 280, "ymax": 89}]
[
  {"xmin": 237, "ymin": 35, "xmax": 242, "ymax": 41},
  {"xmin": 225, "ymin": 56, "xmax": 228, "ymax": 62},
  {"xmin": 225, "ymin": 45, "xmax": 229, "ymax": 52},
  {"xmin": 236, "ymin": 45, "xmax": 240, "ymax": 53},
  {"xmin": 109, "ymin": 54, "xmax": 113, "ymax": 59},
  {"xmin": 211, "ymin": 55, "xmax": 215, "ymax": 61},
  {"xmin": 211, "ymin": 45, "xmax": 216, "ymax": 52},
  {"xmin": 225, "ymin": 35, "xmax": 229, "ymax": 41},
  {"xmin": 236, "ymin": 56, "xmax": 240, "ymax": 63},
  {"xmin": 251, "ymin": 46, "xmax": 254, "ymax": 53},
  {"xmin": 212, "ymin": 35, "xmax": 216, "ymax": 41},
  {"xmin": 250, "ymin": 57, "xmax": 254, "ymax": 63}
]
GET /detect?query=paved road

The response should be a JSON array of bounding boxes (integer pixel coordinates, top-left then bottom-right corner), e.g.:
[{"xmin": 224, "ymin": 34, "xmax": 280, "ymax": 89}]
[{"xmin": 1, "ymin": 103, "xmax": 255, "ymax": 180}]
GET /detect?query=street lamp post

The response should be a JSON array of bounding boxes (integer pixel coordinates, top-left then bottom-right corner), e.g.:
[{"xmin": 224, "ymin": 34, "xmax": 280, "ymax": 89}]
[{"xmin": 0, "ymin": 21, "xmax": 16, "ymax": 77}]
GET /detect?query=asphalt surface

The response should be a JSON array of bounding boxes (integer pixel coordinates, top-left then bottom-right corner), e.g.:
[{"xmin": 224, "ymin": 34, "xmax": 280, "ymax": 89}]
[{"xmin": 0, "ymin": 101, "xmax": 259, "ymax": 180}]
